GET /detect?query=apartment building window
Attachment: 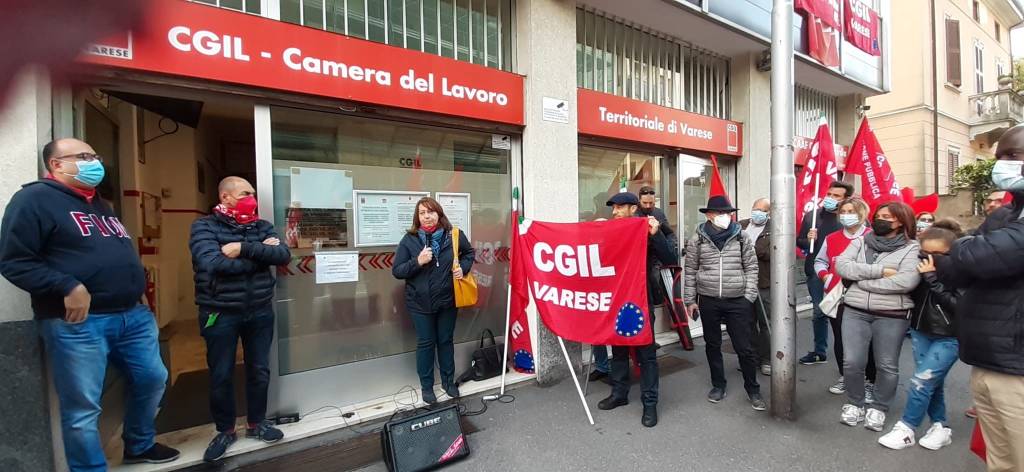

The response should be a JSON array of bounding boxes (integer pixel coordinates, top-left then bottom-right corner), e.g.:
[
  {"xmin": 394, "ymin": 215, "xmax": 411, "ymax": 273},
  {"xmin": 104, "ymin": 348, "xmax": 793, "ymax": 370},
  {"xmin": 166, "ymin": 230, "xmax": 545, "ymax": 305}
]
[
  {"xmin": 946, "ymin": 147, "xmax": 960, "ymax": 195},
  {"xmin": 995, "ymin": 22, "xmax": 1002, "ymax": 43},
  {"xmin": 795, "ymin": 86, "xmax": 837, "ymax": 138},
  {"xmin": 973, "ymin": 1, "xmax": 980, "ymax": 22},
  {"xmin": 192, "ymin": 0, "xmax": 261, "ymax": 13},
  {"xmin": 997, "ymin": 59, "xmax": 1007, "ymax": 81},
  {"xmin": 946, "ymin": 19, "xmax": 961, "ymax": 87},
  {"xmin": 576, "ymin": 7, "xmax": 731, "ymax": 119},
  {"xmin": 975, "ymin": 41, "xmax": 985, "ymax": 93}
]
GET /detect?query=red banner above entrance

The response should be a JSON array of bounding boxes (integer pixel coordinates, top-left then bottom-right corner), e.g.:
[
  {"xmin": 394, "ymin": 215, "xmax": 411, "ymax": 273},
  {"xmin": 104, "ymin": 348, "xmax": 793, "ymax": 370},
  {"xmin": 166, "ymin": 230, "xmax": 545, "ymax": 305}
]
[
  {"xmin": 78, "ymin": 0, "xmax": 525, "ymax": 125},
  {"xmin": 577, "ymin": 89, "xmax": 743, "ymax": 157}
]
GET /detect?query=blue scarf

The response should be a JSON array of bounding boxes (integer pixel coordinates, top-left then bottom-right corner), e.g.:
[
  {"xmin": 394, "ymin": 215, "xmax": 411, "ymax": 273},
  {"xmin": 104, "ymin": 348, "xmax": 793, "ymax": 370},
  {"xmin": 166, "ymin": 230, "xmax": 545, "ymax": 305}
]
[
  {"xmin": 418, "ymin": 228, "xmax": 445, "ymax": 262},
  {"xmin": 702, "ymin": 221, "xmax": 741, "ymax": 250}
]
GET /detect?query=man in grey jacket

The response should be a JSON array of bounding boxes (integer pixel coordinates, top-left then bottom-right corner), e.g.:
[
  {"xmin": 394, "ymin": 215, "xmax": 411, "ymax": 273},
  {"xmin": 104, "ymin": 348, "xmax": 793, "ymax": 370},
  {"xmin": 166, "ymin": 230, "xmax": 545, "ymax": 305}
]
[{"xmin": 684, "ymin": 195, "xmax": 765, "ymax": 411}]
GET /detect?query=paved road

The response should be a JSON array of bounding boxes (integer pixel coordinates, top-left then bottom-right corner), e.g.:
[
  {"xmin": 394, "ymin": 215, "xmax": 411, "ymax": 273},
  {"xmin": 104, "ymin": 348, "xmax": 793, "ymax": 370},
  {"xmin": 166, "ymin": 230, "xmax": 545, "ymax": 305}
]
[{"xmin": 362, "ymin": 318, "xmax": 984, "ymax": 472}]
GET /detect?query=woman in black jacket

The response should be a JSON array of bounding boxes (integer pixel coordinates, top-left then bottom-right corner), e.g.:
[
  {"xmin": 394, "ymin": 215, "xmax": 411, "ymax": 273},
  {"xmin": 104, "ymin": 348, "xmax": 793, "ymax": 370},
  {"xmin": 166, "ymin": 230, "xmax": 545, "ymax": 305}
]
[
  {"xmin": 878, "ymin": 220, "xmax": 962, "ymax": 451},
  {"xmin": 392, "ymin": 197, "xmax": 474, "ymax": 404}
]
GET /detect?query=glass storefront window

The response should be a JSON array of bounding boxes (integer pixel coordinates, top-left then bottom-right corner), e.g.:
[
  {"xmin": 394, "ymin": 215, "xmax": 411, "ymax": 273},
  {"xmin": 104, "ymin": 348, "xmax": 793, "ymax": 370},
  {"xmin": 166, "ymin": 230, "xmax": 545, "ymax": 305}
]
[
  {"xmin": 269, "ymin": 107, "xmax": 512, "ymax": 375},
  {"xmin": 578, "ymin": 145, "xmax": 663, "ymax": 222}
]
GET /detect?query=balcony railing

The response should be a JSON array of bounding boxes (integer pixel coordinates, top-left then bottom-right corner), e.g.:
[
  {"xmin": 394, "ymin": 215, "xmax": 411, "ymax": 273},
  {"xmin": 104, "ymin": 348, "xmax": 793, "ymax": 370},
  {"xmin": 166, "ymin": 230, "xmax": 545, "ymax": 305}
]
[{"xmin": 969, "ymin": 89, "xmax": 1024, "ymax": 125}]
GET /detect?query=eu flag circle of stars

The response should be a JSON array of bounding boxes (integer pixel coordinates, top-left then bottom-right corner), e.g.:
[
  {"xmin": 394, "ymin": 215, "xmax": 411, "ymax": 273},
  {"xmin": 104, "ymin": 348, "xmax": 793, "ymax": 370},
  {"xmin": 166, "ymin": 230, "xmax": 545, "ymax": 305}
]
[{"xmin": 615, "ymin": 302, "xmax": 645, "ymax": 337}]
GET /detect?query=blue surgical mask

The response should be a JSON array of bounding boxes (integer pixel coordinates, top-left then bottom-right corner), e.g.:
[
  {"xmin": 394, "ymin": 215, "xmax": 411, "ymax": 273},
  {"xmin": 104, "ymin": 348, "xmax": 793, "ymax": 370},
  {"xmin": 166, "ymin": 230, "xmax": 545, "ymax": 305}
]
[
  {"xmin": 61, "ymin": 159, "xmax": 106, "ymax": 187},
  {"xmin": 838, "ymin": 214, "xmax": 860, "ymax": 228},
  {"xmin": 916, "ymin": 221, "xmax": 932, "ymax": 232},
  {"xmin": 991, "ymin": 160, "xmax": 1024, "ymax": 191},
  {"xmin": 750, "ymin": 210, "xmax": 769, "ymax": 226},
  {"xmin": 822, "ymin": 197, "xmax": 840, "ymax": 212}
]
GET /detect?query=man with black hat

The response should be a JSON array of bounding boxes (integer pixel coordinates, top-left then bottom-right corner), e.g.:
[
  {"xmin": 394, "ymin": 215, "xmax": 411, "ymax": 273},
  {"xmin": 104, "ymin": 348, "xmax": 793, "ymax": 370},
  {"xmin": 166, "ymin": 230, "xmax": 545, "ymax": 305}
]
[
  {"xmin": 683, "ymin": 195, "xmax": 766, "ymax": 411},
  {"xmin": 597, "ymin": 191, "xmax": 676, "ymax": 428}
]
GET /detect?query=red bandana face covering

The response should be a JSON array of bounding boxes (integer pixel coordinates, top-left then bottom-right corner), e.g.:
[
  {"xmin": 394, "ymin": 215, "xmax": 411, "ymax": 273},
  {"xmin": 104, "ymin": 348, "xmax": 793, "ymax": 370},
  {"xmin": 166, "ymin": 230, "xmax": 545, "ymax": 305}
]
[{"xmin": 215, "ymin": 195, "xmax": 259, "ymax": 224}]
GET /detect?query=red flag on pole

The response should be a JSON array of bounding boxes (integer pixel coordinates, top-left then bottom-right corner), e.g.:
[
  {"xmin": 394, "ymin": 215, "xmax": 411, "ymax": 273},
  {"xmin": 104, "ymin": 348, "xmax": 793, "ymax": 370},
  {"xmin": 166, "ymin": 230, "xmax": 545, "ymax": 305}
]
[
  {"xmin": 844, "ymin": 118, "xmax": 902, "ymax": 209},
  {"xmin": 796, "ymin": 119, "xmax": 840, "ymax": 236},
  {"xmin": 508, "ymin": 211, "xmax": 535, "ymax": 373},
  {"xmin": 709, "ymin": 155, "xmax": 728, "ymax": 199}
]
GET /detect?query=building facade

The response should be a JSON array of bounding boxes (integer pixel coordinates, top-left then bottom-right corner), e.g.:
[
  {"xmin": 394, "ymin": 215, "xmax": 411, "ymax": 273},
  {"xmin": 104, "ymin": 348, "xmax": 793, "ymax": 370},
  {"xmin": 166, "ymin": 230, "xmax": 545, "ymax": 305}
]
[
  {"xmin": 867, "ymin": 0, "xmax": 1022, "ymax": 216},
  {"xmin": 0, "ymin": 0, "xmax": 889, "ymax": 469}
]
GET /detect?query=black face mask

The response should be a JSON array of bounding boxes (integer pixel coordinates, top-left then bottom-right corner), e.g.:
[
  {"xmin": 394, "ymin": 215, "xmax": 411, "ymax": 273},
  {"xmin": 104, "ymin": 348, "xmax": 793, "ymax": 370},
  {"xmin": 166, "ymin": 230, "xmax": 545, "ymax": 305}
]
[{"xmin": 872, "ymin": 219, "xmax": 896, "ymax": 236}]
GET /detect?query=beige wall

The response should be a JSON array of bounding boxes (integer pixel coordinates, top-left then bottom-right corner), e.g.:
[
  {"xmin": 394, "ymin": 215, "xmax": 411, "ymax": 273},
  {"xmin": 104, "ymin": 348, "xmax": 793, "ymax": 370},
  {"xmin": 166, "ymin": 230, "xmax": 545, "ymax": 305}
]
[{"xmin": 867, "ymin": 0, "xmax": 1016, "ymax": 195}]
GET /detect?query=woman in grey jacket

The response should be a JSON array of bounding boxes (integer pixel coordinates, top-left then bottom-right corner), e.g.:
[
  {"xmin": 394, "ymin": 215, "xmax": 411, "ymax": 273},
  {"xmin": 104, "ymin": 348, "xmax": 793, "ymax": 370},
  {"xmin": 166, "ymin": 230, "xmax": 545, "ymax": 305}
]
[{"xmin": 834, "ymin": 201, "xmax": 921, "ymax": 433}]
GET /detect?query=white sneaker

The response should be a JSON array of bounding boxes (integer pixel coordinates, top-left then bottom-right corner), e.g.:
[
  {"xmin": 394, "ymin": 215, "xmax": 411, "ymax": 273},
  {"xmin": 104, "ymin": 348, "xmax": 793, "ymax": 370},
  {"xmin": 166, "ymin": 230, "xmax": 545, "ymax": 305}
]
[
  {"xmin": 829, "ymin": 377, "xmax": 846, "ymax": 395},
  {"xmin": 865, "ymin": 408, "xmax": 886, "ymax": 432},
  {"xmin": 841, "ymin": 404, "xmax": 865, "ymax": 426},
  {"xmin": 919, "ymin": 423, "xmax": 953, "ymax": 450},
  {"xmin": 878, "ymin": 421, "xmax": 916, "ymax": 450},
  {"xmin": 865, "ymin": 382, "xmax": 877, "ymax": 404}
]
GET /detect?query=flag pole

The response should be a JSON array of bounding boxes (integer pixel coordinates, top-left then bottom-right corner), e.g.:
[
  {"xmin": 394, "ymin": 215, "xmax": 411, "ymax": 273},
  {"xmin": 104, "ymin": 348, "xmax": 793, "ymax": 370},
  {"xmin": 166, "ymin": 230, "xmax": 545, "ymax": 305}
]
[
  {"xmin": 809, "ymin": 171, "xmax": 820, "ymax": 253},
  {"xmin": 558, "ymin": 336, "xmax": 595, "ymax": 425},
  {"xmin": 500, "ymin": 187, "xmax": 519, "ymax": 395}
]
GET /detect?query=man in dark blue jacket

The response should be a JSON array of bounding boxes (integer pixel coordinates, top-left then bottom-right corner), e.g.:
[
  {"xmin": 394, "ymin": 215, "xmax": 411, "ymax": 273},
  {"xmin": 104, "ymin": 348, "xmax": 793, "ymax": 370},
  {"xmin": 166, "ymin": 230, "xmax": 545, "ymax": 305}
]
[
  {"xmin": 935, "ymin": 125, "xmax": 1024, "ymax": 470},
  {"xmin": 189, "ymin": 176, "xmax": 291, "ymax": 462},
  {"xmin": 596, "ymin": 192, "xmax": 676, "ymax": 428},
  {"xmin": 0, "ymin": 138, "xmax": 180, "ymax": 470}
]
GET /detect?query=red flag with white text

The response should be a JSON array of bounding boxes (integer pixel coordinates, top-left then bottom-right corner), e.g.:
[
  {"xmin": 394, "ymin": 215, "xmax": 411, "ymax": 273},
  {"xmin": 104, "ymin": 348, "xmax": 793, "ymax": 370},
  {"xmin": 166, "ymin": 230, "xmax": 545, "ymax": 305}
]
[
  {"xmin": 515, "ymin": 217, "xmax": 652, "ymax": 346},
  {"xmin": 709, "ymin": 155, "xmax": 729, "ymax": 200},
  {"xmin": 508, "ymin": 212, "xmax": 535, "ymax": 373},
  {"xmin": 844, "ymin": 118, "xmax": 902, "ymax": 209},
  {"xmin": 796, "ymin": 120, "xmax": 840, "ymax": 232}
]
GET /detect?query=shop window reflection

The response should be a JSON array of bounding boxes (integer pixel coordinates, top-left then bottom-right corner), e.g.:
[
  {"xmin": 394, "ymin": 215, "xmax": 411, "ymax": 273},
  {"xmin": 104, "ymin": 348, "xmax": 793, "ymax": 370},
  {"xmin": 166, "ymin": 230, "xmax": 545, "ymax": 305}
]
[{"xmin": 269, "ymin": 107, "xmax": 511, "ymax": 375}]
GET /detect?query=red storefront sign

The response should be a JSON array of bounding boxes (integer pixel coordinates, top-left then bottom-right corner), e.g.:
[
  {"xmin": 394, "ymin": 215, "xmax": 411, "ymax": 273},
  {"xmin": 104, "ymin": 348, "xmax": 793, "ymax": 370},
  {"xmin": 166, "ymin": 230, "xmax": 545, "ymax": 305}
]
[
  {"xmin": 794, "ymin": 135, "xmax": 848, "ymax": 169},
  {"xmin": 577, "ymin": 89, "xmax": 743, "ymax": 157},
  {"xmin": 844, "ymin": 0, "xmax": 881, "ymax": 56},
  {"xmin": 78, "ymin": 0, "xmax": 524, "ymax": 125},
  {"xmin": 796, "ymin": 0, "xmax": 841, "ymax": 29}
]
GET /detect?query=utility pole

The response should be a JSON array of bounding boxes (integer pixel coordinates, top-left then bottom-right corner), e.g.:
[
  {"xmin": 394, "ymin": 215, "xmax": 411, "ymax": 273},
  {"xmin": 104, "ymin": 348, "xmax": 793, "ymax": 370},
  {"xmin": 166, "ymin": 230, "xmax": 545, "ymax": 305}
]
[{"xmin": 769, "ymin": 0, "xmax": 797, "ymax": 420}]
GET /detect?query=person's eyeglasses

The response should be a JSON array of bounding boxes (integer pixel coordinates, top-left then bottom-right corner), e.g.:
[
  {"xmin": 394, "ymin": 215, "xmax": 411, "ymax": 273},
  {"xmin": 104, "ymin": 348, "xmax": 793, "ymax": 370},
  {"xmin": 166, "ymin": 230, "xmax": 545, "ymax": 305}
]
[
  {"xmin": 639, "ymin": 190, "xmax": 656, "ymax": 196},
  {"xmin": 918, "ymin": 218, "xmax": 934, "ymax": 223},
  {"xmin": 55, "ymin": 152, "xmax": 103, "ymax": 163},
  {"xmin": 997, "ymin": 151, "xmax": 1024, "ymax": 160}
]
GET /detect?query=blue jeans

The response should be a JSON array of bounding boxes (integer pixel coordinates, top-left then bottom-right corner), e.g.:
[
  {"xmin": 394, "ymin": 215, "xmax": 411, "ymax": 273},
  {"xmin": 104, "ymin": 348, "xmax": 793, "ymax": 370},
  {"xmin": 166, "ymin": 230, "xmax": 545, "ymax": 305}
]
[
  {"xmin": 410, "ymin": 308, "xmax": 457, "ymax": 389},
  {"xmin": 593, "ymin": 345, "xmax": 609, "ymax": 373},
  {"xmin": 806, "ymin": 275, "xmax": 829, "ymax": 355},
  {"xmin": 38, "ymin": 305, "xmax": 167, "ymax": 472},
  {"xmin": 901, "ymin": 330, "xmax": 959, "ymax": 428},
  {"xmin": 199, "ymin": 306, "xmax": 274, "ymax": 432}
]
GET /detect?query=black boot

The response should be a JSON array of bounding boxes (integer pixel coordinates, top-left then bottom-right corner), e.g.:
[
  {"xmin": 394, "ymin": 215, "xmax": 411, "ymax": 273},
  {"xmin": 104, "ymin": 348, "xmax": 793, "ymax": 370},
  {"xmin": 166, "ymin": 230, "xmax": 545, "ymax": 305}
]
[
  {"xmin": 422, "ymin": 387, "xmax": 437, "ymax": 405},
  {"xmin": 598, "ymin": 395, "xmax": 628, "ymax": 410},
  {"xmin": 641, "ymin": 405, "xmax": 658, "ymax": 427},
  {"xmin": 442, "ymin": 377, "xmax": 460, "ymax": 399}
]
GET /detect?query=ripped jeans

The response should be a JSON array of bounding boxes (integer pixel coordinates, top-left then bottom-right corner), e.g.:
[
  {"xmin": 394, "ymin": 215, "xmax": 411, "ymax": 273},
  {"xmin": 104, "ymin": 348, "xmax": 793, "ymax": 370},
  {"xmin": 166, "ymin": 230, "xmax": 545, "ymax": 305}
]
[{"xmin": 900, "ymin": 330, "xmax": 959, "ymax": 429}]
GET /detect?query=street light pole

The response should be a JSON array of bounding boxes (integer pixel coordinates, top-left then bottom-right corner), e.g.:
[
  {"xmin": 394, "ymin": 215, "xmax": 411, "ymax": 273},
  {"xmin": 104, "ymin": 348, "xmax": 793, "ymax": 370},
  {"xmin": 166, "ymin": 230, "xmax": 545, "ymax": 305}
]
[{"xmin": 769, "ymin": 0, "xmax": 797, "ymax": 420}]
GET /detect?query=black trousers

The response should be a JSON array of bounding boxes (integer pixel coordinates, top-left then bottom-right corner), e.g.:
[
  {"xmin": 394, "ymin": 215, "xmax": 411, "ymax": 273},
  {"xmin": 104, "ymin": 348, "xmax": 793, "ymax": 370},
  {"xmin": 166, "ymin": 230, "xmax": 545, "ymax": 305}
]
[
  {"xmin": 829, "ymin": 306, "xmax": 877, "ymax": 382},
  {"xmin": 700, "ymin": 296, "xmax": 761, "ymax": 395},
  {"xmin": 609, "ymin": 307, "xmax": 659, "ymax": 407}
]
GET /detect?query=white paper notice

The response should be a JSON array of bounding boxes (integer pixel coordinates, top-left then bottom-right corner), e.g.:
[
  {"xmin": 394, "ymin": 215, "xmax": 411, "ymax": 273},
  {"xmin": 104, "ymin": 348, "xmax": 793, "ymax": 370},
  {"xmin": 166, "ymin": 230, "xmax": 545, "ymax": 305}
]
[
  {"xmin": 491, "ymin": 134, "xmax": 511, "ymax": 150},
  {"xmin": 354, "ymin": 190, "xmax": 430, "ymax": 247},
  {"xmin": 290, "ymin": 167, "xmax": 352, "ymax": 209},
  {"xmin": 435, "ymin": 192, "xmax": 471, "ymax": 239},
  {"xmin": 315, "ymin": 251, "xmax": 359, "ymax": 284},
  {"xmin": 542, "ymin": 97, "xmax": 570, "ymax": 124}
]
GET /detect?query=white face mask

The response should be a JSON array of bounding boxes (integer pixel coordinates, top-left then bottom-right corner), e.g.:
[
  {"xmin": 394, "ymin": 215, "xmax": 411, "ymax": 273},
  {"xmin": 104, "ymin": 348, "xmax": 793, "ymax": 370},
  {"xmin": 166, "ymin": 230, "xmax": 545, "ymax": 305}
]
[
  {"xmin": 992, "ymin": 160, "xmax": 1024, "ymax": 191},
  {"xmin": 712, "ymin": 214, "xmax": 732, "ymax": 229}
]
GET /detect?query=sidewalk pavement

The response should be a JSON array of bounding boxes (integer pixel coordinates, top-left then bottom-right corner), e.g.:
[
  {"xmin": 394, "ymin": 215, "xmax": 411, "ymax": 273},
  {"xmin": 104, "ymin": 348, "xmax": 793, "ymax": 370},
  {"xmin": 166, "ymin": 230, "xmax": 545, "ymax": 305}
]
[{"xmin": 360, "ymin": 317, "xmax": 983, "ymax": 472}]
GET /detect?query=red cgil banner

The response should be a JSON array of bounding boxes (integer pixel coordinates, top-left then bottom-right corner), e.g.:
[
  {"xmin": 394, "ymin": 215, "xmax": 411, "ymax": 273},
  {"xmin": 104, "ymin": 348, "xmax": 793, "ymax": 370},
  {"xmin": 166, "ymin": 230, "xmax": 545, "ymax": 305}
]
[
  {"xmin": 514, "ymin": 216, "xmax": 652, "ymax": 346},
  {"xmin": 796, "ymin": 121, "xmax": 840, "ymax": 234},
  {"xmin": 78, "ymin": 0, "xmax": 525, "ymax": 125},
  {"xmin": 844, "ymin": 0, "xmax": 882, "ymax": 56},
  {"xmin": 577, "ymin": 89, "xmax": 743, "ymax": 157}
]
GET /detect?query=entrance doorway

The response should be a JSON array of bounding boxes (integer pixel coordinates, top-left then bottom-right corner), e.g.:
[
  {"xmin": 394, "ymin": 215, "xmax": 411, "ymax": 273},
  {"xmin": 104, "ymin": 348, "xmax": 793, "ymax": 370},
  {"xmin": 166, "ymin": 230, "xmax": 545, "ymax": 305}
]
[{"xmin": 74, "ymin": 87, "xmax": 261, "ymax": 455}]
